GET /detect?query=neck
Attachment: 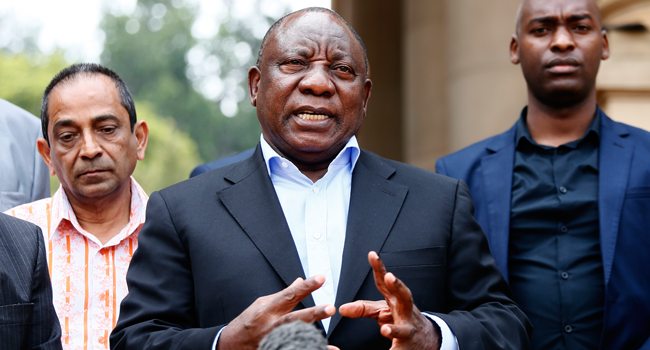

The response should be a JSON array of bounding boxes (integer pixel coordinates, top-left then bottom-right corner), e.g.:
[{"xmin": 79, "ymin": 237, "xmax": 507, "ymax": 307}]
[
  {"xmin": 65, "ymin": 181, "xmax": 132, "ymax": 245},
  {"xmin": 526, "ymin": 90, "xmax": 598, "ymax": 147}
]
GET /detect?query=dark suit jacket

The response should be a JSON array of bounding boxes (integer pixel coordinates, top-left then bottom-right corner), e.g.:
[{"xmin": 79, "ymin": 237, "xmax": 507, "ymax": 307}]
[
  {"xmin": 111, "ymin": 146, "xmax": 531, "ymax": 350},
  {"xmin": 436, "ymin": 110, "xmax": 650, "ymax": 350},
  {"xmin": 189, "ymin": 148, "xmax": 255, "ymax": 178},
  {"xmin": 0, "ymin": 213, "xmax": 62, "ymax": 350}
]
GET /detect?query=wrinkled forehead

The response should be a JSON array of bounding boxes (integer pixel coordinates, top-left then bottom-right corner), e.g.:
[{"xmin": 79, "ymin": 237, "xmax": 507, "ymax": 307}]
[
  {"xmin": 266, "ymin": 12, "xmax": 364, "ymax": 65},
  {"xmin": 518, "ymin": 0, "xmax": 601, "ymax": 29}
]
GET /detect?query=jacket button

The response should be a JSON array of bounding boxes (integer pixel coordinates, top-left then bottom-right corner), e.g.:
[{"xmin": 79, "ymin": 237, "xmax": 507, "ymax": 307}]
[
  {"xmin": 565, "ymin": 325, "xmax": 573, "ymax": 333},
  {"xmin": 560, "ymin": 226, "xmax": 568, "ymax": 233},
  {"xmin": 561, "ymin": 272, "xmax": 569, "ymax": 279},
  {"xmin": 559, "ymin": 186, "xmax": 568, "ymax": 194}
]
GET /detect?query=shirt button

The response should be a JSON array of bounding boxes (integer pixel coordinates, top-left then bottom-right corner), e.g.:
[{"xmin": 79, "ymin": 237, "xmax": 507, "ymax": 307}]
[
  {"xmin": 313, "ymin": 187, "xmax": 320, "ymax": 193},
  {"xmin": 565, "ymin": 325, "xmax": 573, "ymax": 333},
  {"xmin": 560, "ymin": 226, "xmax": 569, "ymax": 233},
  {"xmin": 559, "ymin": 186, "xmax": 568, "ymax": 194},
  {"xmin": 281, "ymin": 162, "xmax": 288, "ymax": 168},
  {"xmin": 314, "ymin": 232, "xmax": 321, "ymax": 239},
  {"xmin": 561, "ymin": 272, "xmax": 569, "ymax": 280},
  {"xmin": 557, "ymin": 148, "xmax": 566, "ymax": 155}
]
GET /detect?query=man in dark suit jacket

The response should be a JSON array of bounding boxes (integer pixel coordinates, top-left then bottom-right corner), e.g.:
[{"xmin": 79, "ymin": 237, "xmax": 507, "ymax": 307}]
[
  {"xmin": 111, "ymin": 8, "xmax": 530, "ymax": 350},
  {"xmin": 437, "ymin": 0, "xmax": 650, "ymax": 349},
  {"xmin": 0, "ymin": 213, "xmax": 62, "ymax": 350}
]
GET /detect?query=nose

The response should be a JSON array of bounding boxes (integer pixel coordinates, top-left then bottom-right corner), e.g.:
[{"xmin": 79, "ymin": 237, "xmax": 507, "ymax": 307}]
[
  {"xmin": 551, "ymin": 26, "xmax": 575, "ymax": 52},
  {"xmin": 79, "ymin": 132, "xmax": 103, "ymax": 160},
  {"xmin": 298, "ymin": 65, "xmax": 335, "ymax": 97}
]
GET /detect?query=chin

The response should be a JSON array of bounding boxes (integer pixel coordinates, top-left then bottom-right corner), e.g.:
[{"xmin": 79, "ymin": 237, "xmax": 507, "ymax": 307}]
[
  {"xmin": 73, "ymin": 181, "xmax": 121, "ymax": 199},
  {"xmin": 533, "ymin": 84, "xmax": 592, "ymax": 108}
]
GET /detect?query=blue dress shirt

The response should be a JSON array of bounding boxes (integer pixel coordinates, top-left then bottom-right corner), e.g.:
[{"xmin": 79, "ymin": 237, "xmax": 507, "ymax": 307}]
[{"xmin": 213, "ymin": 135, "xmax": 458, "ymax": 349}]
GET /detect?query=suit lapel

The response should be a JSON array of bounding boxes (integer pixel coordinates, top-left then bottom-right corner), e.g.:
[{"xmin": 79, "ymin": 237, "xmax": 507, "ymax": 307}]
[
  {"xmin": 479, "ymin": 126, "xmax": 517, "ymax": 280},
  {"xmin": 328, "ymin": 152, "xmax": 408, "ymax": 334},
  {"xmin": 217, "ymin": 146, "xmax": 315, "ymax": 309},
  {"xmin": 598, "ymin": 114, "xmax": 633, "ymax": 286}
]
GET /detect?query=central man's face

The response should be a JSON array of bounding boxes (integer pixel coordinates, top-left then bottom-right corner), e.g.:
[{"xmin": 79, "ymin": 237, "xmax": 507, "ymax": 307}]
[{"xmin": 249, "ymin": 12, "xmax": 371, "ymax": 166}]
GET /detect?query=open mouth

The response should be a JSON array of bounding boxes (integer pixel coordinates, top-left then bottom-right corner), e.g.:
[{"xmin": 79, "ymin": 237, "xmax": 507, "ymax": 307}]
[{"xmin": 295, "ymin": 108, "xmax": 332, "ymax": 121}]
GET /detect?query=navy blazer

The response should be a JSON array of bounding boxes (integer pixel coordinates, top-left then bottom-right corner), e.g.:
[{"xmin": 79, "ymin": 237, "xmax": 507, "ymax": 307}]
[
  {"xmin": 436, "ymin": 110, "xmax": 650, "ymax": 350},
  {"xmin": 112, "ymin": 146, "xmax": 531, "ymax": 350}
]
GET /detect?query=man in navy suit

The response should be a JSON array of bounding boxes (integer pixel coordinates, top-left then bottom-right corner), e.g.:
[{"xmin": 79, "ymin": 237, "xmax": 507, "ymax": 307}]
[{"xmin": 437, "ymin": 0, "xmax": 650, "ymax": 349}]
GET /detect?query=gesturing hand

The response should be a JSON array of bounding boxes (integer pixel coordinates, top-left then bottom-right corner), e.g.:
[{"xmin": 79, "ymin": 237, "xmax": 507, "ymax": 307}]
[
  {"xmin": 339, "ymin": 252, "xmax": 441, "ymax": 350},
  {"xmin": 217, "ymin": 275, "xmax": 337, "ymax": 350}
]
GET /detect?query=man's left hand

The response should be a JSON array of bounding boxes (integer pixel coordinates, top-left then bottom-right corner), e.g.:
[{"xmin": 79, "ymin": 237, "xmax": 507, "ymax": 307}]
[{"xmin": 339, "ymin": 251, "xmax": 441, "ymax": 350}]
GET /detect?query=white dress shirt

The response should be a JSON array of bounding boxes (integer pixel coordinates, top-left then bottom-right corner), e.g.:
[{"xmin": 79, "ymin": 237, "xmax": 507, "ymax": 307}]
[{"xmin": 213, "ymin": 135, "xmax": 458, "ymax": 349}]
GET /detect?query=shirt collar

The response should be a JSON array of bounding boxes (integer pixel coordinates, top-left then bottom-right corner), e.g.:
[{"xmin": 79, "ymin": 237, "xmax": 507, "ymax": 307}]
[
  {"xmin": 515, "ymin": 106, "xmax": 601, "ymax": 150},
  {"xmin": 49, "ymin": 177, "xmax": 149, "ymax": 246},
  {"xmin": 259, "ymin": 134, "xmax": 361, "ymax": 179}
]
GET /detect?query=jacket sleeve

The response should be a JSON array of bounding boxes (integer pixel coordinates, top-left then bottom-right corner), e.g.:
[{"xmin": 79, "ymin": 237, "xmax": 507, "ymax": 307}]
[
  {"xmin": 30, "ymin": 226, "xmax": 63, "ymax": 350},
  {"xmin": 31, "ymin": 127, "xmax": 51, "ymax": 202},
  {"xmin": 430, "ymin": 180, "xmax": 532, "ymax": 350},
  {"xmin": 110, "ymin": 191, "xmax": 223, "ymax": 350}
]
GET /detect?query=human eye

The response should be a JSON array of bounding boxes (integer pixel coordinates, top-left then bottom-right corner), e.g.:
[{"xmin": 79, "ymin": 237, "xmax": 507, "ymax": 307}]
[
  {"xmin": 100, "ymin": 126, "xmax": 117, "ymax": 134},
  {"xmin": 574, "ymin": 24, "xmax": 591, "ymax": 32},
  {"xmin": 58, "ymin": 132, "xmax": 76, "ymax": 143},
  {"xmin": 532, "ymin": 26, "xmax": 549, "ymax": 34}
]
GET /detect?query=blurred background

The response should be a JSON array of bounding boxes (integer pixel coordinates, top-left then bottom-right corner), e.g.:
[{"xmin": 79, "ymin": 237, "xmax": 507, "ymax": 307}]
[
  {"xmin": 0, "ymin": 0, "xmax": 329, "ymax": 194},
  {"xmin": 2, "ymin": 0, "xmax": 649, "ymax": 195}
]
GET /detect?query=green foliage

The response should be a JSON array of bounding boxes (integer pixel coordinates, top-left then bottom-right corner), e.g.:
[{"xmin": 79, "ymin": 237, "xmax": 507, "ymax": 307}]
[
  {"xmin": 0, "ymin": 52, "xmax": 68, "ymax": 116},
  {"xmin": 99, "ymin": 0, "xmax": 282, "ymax": 162},
  {"xmin": 132, "ymin": 102, "xmax": 201, "ymax": 194}
]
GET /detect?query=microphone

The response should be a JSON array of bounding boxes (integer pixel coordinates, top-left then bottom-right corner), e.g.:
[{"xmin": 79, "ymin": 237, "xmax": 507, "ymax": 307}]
[{"xmin": 258, "ymin": 321, "xmax": 329, "ymax": 350}]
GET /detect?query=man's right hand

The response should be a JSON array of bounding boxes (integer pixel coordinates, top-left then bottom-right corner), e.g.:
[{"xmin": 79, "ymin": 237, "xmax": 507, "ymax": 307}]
[{"xmin": 217, "ymin": 275, "xmax": 337, "ymax": 350}]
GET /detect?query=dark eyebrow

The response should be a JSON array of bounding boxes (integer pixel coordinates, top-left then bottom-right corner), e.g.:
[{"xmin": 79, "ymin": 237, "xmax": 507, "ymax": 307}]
[
  {"xmin": 285, "ymin": 48, "xmax": 311, "ymax": 57},
  {"xmin": 53, "ymin": 119, "xmax": 76, "ymax": 130},
  {"xmin": 52, "ymin": 114, "xmax": 120, "ymax": 130},
  {"xmin": 567, "ymin": 14, "xmax": 594, "ymax": 22},
  {"xmin": 92, "ymin": 114, "xmax": 120, "ymax": 124},
  {"xmin": 528, "ymin": 13, "xmax": 594, "ymax": 26},
  {"xmin": 330, "ymin": 51, "xmax": 352, "ymax": 61},
  {"xmin": 528, "ymin": 16, "xmax": 558, "ymax": 26}
]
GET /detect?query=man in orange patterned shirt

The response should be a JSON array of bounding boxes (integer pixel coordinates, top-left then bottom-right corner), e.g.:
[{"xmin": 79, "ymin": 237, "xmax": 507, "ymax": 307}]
[{"xmin": 6, "ymin": 63, "xmax": 149, "ymax": 350}]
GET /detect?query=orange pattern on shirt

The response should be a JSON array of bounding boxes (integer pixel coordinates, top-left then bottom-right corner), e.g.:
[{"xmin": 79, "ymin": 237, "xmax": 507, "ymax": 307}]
[{"xmin": 6, "ymin": 177, "xmax": 148, "ymax": 350}]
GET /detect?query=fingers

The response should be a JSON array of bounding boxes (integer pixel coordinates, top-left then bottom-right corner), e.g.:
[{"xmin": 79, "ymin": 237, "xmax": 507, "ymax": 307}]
[
  {"xmin": 368, "ymin": 251, "xmax": 391, "ymax": 297},
  {"xmin": 381, "ymin": 324, "xmax": 416, "ymax": 339},
  {"xmin": 339, "ymin": 300, "xmax": 388, "ymax": 319},
  {"xmin": 384, "ymin": 272, "xmax": 414, "ymax": 318},
  {"xmin": 267, "ymin": 275, "xmax": 326, "ymax": 315},
  {"xmin": 278, "ymin": 304, "xmax": 336, "ymax": 324},
  {"xmin": 327, "ymin": 346, "xmax": 340, "ymax": 350}
]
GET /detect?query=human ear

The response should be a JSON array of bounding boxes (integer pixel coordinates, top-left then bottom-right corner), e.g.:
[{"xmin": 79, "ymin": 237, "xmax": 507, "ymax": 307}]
[
  {"xmin": 510, "ymin": 35, "xmax": 521, "ymax": 65},
  {"xmin": 37, "ymin": 138, "xmax": 56, "ymax": 176},
  {"xmin": 133, "ymin": 120, "xmax": 149, "ymax": 161},
  {"xmin": 601, "ymin": 30, "xmax": 610, "ymax": 60},
  {"xmin": 362, "ymin": 79, "xmax": 372, "ymax": 118},
  {"xmin": 248, "ymin": 66, "xmax": 261, "ymax": 107}
]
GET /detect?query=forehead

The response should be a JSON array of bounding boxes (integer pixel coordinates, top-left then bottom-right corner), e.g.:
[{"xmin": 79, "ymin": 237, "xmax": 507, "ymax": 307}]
[
  {"xmin": 48, "ymin": 74, "xmax": 127, "ymax": 125},
  {"xmin": 520, "ymin": 0, "xmax": 600, "ymax": 22},
  {"xmin": 267, "ymin": 12, "xmax": 363, "ymax": 62}
]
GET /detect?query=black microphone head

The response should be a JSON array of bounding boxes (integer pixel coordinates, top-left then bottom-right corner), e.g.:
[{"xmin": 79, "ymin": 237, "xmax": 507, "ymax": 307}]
[{"xmin": 258, "ymin": 321, "xmax": 328, "ymax": 350}]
